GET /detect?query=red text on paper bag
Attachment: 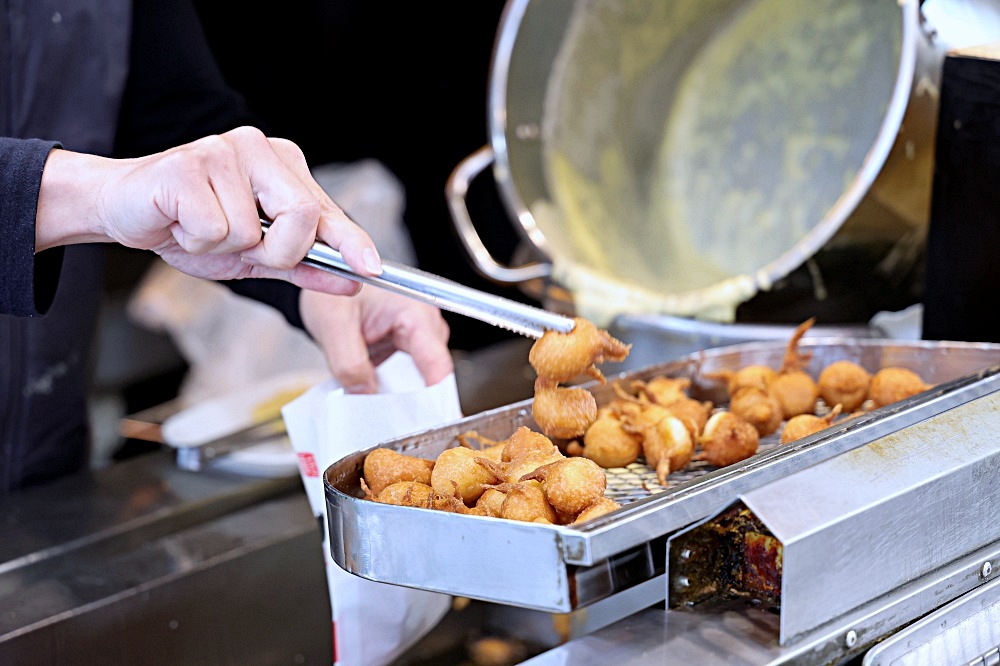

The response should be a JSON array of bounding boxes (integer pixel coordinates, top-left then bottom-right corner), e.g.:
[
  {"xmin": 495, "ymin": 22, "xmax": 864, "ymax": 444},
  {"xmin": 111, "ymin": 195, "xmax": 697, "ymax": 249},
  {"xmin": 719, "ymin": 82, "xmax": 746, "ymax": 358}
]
[{"xmin": 298, "ymin": 452, "xmax": 320, "ymax": 478}]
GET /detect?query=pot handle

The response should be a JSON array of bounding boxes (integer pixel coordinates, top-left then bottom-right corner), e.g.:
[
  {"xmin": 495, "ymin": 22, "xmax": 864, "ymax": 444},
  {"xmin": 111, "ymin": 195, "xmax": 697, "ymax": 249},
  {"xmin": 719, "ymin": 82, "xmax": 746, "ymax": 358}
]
[{"xmin": 446, "ymin": 145, "xmax": 553, "ymax": 284}]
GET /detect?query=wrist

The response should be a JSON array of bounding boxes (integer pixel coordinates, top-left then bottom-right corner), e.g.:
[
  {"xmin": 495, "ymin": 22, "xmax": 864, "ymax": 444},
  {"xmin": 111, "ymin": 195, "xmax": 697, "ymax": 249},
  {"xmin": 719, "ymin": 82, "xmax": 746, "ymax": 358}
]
[{"xmin": 35, "ymin": 149, "xmax": 115, "ymax": 251}]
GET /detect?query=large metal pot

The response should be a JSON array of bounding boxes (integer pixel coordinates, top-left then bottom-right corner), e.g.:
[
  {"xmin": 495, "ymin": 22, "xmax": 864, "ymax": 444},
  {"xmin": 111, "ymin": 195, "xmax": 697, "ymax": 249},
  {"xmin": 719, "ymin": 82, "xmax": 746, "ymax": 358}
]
[{"xmin": 447, "ymin": 0, "xmax": 1000, "ymax": 343}]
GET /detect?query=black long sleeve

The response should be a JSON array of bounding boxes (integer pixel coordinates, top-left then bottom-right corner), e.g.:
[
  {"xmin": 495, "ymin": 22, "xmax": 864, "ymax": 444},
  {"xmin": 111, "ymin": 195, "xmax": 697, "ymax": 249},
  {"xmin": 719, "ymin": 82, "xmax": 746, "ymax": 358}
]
[{"xmin": 0, "ymin": 137, "xmax": 63, "ymax": 316}]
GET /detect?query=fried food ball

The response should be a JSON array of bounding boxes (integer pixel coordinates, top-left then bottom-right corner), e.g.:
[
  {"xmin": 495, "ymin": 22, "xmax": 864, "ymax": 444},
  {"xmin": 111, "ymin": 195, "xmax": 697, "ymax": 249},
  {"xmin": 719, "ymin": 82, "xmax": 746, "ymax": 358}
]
[
  {"xmin": 696, "ymin": 411, "xmax": 760, "ymax": 467},
  {"xmin": 663, "ymin": 397, "xmax": 714, "ymax": 439},
  {"xmin": 817, "ymin": 360, "xmax": 872, "ymax": 412},
  {"xmin": 522, "ymin": 457, "xmax": 607, "ymax": 515},
  {"xmin": 532, "ymin": 378, "xmax": 598, "ymax": 439},
  {"xmin": 502, "ymin": 426, "xmax": 559, "ymax": 463},
  {"xmin": 771, "ymin": 370, "xmax": 820, "ymax": 419},
  {"xmin": 362, "ymin": 480, "xmax": 468, "ymax": 513},
  {"xmin": 499, "ymin": 481, "xmax": 557, "ymax": 523},
  {"xmin": 430, "ymin": 447, "xmax": 499, "ymax": 506},
  {"xmin": 709, "ymin": 365, "xmax": 778, "ymax": 396},
  {"xmin": 728, "ymin": 386, "xmax": 783, "ymax": 437},
  {"xmin": 472, "ymin": 487, "xmax": 508, "ymax": 517},
  {"xmin": 456, "ymin": 431, "xmax": 506, "ymax": 462},
  {"xmin": 868, "ymin": 367, "xmax": 932, "ymax": 408},
  {"xmin": 612, "ymin": 401, "xmax": 692, "ymax": 481},
  {"xmin": 780, "ymin": 405, "xmax": 843, "ymax": 445},
  {"xmin": 573, "ymin": 497, "xmax": 622, "ymax": 524},
  {"xmin": 770, "ymin": 317, "xmax": 819, "ymax": 418},
  {"xmin": 633, "ymin": 376, "xmax": 691, "ymax": 406},
  {"xmin": 649, "ymin": 415, "xmax": 695, "ymax": 485},
  {"xmin": 481, "ymin": 448, "xmax": 565, "ymax": 485},
  {"xmin": 582, "ymin": 411, "xmax": 642, "ymax": 468},
  {"xmin": 529, "ymin": 317, "xmax": 631, "ymax": 383},
  {"xmin": 362, "ymin": 447, "xmax": 435, "ymax": 496}
]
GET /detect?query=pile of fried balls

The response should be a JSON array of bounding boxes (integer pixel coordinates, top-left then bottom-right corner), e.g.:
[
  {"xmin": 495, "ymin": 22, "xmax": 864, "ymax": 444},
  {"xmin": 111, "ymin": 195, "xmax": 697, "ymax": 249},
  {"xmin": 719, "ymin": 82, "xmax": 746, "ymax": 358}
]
[{"xmin": 359, "ymin": 317, "xmax": 932, "ymax": 524}]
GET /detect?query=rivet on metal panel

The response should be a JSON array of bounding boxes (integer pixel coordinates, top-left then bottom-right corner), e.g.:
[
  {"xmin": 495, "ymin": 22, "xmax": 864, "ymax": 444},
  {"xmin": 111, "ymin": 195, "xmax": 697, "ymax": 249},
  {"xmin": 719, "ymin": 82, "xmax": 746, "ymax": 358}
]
[
  {"xmin": 845, "ymin": 630, "xmax": 858, "ymax": 648},
  {"xmin": 674, "ymin": 576, "xmax": 690, "ymax": 589},
  {"xmin": 679, "ymin": 548, "xmax": 691, "ymax": 560},
  {"xmin": 981, "ymin": 561, "xmax": 993, "ymax": 579}
]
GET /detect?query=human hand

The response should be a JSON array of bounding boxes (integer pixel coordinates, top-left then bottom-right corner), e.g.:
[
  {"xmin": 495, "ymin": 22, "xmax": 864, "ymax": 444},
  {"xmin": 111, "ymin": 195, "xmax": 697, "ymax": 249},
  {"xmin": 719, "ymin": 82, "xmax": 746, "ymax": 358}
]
[
  {"xmin": 299, "ymin": 287, "xmax": 453, "ymax": 393},
  {"xmin": 35, "ymin": 126, "xmax": 377, "ymax": 296}
]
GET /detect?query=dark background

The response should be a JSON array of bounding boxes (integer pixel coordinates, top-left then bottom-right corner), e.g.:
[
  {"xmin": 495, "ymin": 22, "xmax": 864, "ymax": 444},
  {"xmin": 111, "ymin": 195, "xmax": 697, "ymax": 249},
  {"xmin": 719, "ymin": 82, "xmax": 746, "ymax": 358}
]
[{"xmin": 192, "ymin": 0, "xmax": 529, "ymax": 352}]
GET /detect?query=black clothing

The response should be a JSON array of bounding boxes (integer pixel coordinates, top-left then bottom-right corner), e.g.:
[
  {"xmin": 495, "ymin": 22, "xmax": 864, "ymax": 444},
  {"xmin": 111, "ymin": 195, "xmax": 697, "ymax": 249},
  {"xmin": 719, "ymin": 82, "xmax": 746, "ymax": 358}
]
[
  {"xmin": 0, "ymin": 0, "xmax": 303, "ymax": 494},
  {"xmin": 0, "ymin": 138, "xmax": 62, "ymax": 316}
]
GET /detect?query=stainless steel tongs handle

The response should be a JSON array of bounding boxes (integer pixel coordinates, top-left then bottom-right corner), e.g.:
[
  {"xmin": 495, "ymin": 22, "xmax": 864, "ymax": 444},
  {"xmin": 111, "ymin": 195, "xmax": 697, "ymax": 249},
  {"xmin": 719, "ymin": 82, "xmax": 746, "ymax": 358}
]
[{"xmin": 260, "ymin": 220, "xmax": 575, "ymax": 338}]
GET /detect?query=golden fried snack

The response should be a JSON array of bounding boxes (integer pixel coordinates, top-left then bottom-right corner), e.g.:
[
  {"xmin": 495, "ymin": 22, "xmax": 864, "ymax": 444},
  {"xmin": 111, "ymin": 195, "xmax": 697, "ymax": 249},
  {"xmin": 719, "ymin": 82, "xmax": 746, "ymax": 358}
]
[
  {"xmin": 663, "ymin": 397, "xmax": 714, "ymax": 439},
  {"xmin": 499, "ymin": 481, "xmax": 558, "ymax": 523},
  {"xmin": 480, "ymin": 448, "xmax": 565, "ymax": 485},
  {"xmin": 430, "ymin": 447, "xmax": 499, "ymax": 506},
  {"xmin": 529, "ymin": 317, "xmax": 631, "ymax": 383},
  {"xmin": 362, "ymin": 480, "xmax": 469, "ymax": 513},
  {"xmin": 868, "ymin": 367, "xmax": 932, "ymax": 408},
  {"xmin": 817, "ymin": 360, "xmax": 871, "ymax": 412},
  {"xmin": 472, "ymin": 486, "xmax": 508, "ymax": 517},
  {"xmin": 648, "ymin": 416, "xmax": 695, "ymax": 485},
  {"xmin": 709, "ymin": 364, "xmax": 778, "ymax": 396},
  {"xmin": 532, "ymin": 378, "xmax": 598, "ymax": 439},
  {"xmin": 696, "ymin": 411, "xmax": 760, "ymax": 467},
  {"xmin": 573, "ymin": 497, "xmax": 622, "ymax": 524},
  {"xmin": 522, "ymin": 457, "xmax": 607, "ymax": 516},
  {"xmin": 582, "ymin": 411, "xmax": 642, "ymax": 468},
  {"xmin": 728, "ymin": 386, "xmax": 783, "ymax": 437},
  {"xmin": 632, "ymin": 376, "xmax": 691, "ymax": 406},
  {"xmin": 771, "ymin": 371, "xmax": 820, "ymax": 419},
  {"xmin": 502, "ymin": 425, "xmax": 559, "ymax": 463},
  {"xmin": 770, "ymin": 318, "xmax": 820, "ymax": 418},
  {"xmin": 456, "ymin": 430, "xmax": 507, "ymax": 463},
  {"xmin": 780, "ymin": 405, "xmax": 843, "ymax": 445},
  {"xmin": 362, "ymin": 447, "xmax": 435, "ymax": 496},
  {"xmin": 624, "ymin": 412, "xmax": 693, "ymax": 486}
]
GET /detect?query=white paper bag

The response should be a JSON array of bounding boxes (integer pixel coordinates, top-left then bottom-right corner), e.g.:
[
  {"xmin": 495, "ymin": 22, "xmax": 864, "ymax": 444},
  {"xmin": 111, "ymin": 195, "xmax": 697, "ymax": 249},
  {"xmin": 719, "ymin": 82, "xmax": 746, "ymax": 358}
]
[{"xmin": 282, "ymin": 352, "xmax": 461, "ymax": 666}]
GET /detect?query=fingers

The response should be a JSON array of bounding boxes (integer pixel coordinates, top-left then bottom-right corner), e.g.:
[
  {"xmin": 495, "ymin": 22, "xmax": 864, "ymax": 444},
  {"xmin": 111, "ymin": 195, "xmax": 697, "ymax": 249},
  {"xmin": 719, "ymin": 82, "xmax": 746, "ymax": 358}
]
[
  {"xmin": 140, "ymin": 133, "xmax": 261, "ymax": 256},
  {"xmin": 399, "ymin": 321, "xmax": 455, "ymax": 387},
  {"xmin": 300, "ymin": 288, "xmax": 453, "ymax": 393},
  {"xmin": 93, "ymin": 126, "xmax": 384, "ymax": 291},
  {"xmin": 301, "ymin": 290, "xmax": 380, "ymax": 393},
  {"xmin": 265, "ymin": 138, "xmax": 382, "ymax": 277}
]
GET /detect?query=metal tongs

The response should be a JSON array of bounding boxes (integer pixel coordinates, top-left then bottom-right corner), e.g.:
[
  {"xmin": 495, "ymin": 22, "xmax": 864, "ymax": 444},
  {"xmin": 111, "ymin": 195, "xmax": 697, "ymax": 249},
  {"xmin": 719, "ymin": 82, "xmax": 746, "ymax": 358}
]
[{"xmin": 260, "ymin": 220, "xmax": 575, "ymax": 338}]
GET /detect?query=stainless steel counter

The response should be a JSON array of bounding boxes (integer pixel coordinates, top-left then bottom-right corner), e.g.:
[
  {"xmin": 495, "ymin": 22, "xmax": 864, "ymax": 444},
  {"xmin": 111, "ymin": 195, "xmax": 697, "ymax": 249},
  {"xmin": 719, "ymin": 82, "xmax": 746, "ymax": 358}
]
[{"xmin": 0, "ymin": 452, "xmax": 332, "ymax": 665}]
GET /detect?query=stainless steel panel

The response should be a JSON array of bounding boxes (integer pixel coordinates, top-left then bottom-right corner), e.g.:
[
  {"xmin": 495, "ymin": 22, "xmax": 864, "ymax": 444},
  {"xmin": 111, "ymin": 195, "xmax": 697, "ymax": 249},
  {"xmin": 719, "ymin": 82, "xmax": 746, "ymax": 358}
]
[
  {"xmin": 331, "ymin": 497, "xmax": 570, "ymax": 611},
  {"xmin": 0, "ymin": 453, "xmax": 331, "ymax": 666},
  {"xmin": 530, "ymin": 539, "xmax": 1000, "ymax": 665},
  {"xmin": 864, "ymin": 576, "xmax": 1000, "ymax": 666},
  {"xmin": 745, "ymin": 389, "xmax": 1000, "ymax": 643}
]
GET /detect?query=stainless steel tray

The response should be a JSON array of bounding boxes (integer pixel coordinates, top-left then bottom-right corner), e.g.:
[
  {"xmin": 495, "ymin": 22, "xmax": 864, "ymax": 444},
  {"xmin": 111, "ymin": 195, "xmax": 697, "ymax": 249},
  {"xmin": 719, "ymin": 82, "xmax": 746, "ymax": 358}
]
[{"xmin": 324, "ymin": 339, "xmax": 1000, "ymax": 612}]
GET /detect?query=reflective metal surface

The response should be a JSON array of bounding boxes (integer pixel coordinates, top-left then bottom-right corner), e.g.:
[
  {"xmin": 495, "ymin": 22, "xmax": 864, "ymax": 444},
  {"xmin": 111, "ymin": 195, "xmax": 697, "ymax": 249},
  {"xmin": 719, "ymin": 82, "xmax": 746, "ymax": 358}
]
[
  {"xmin": 526, "ymin": 539, "xmax": 1000, "ymax": 665},
  {"xmin": 668, "ymin": 387, "xmax": 1000, "ymax": 644},
  {"xmin": 263, "ymin": 218, "xmax": 575, "ymax": 339},
  {"xmin": 864, "ymin": 575, "xmax": 1000, "ymax": 666},
  {"xmin": 0, "ymin": 453, "xmax": 331, "ymax": 665}
]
